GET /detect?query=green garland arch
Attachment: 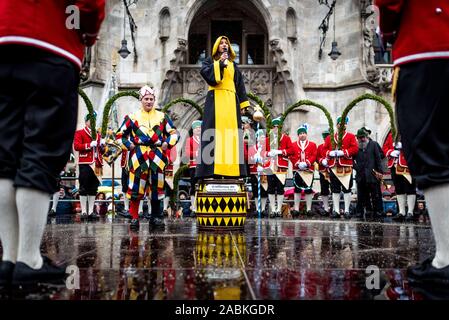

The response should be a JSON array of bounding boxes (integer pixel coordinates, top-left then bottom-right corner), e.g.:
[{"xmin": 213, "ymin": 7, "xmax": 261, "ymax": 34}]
[
  {"xmin": 162, "ymin": 97, "xmax": 204, "ymax": 118},
  {"xmin": 280, "ymin": 100, "xmax": 335, "ymax": 149},
  {"xmin": 101, "ymin": 90, "xmax": 140, "ymax": 137},
  {"xmin": 338, "ymin": 93, "xmax": 396, "ymax": 149},
  {"xmin": 78, "ymin": 88, "xmax": 97, "ymax": 140}
]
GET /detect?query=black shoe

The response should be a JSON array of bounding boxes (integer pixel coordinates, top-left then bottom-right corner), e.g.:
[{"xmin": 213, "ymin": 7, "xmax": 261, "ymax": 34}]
[
  {"xmin": 407, "ymin": 257, "xmax": 449, "ymax": 286},
  {"xmin": 118, "ymin": 210, "xmax": 132, "ymax": 219},
  {"xmin": 344, "ymin": 212, "xmax": 351, "ymax": 220},
  {"xmin": 12, "ymin": 257, "xmax": 67, "ymax": 286},
  {"xmin": 320, "ymin": 209, "xmax": 329, "ymax": 217},
  {"xmin": 393, "ymin": 214, "xmax": 405, "ymax": 223},
  {"xmin": 88, "ymin": 212, "xmax": 99, "ymax": 221},
  {"xmin": 130, "ymin": 219, "xmax": 140, "ymax": 231},
  {"xmin": 143, "ymin": 212, "xmax": 152, "ymax": 220},
  {"xmin": 80, "ymin": 212, "xmax": 88, "ymax": 221},
  {"xmin": 405, "ymin": 214, "xmax": 414, "ymax": 222},
  {"xmin": 48, "ymin": 209, "xmax": 56, "ymax": 218},
  {"xmin": 331, "ymin": 211, "xmax": 340, "ymax": 219},
  {"xmin": 276, "ymin": 211, "xmax": 282, "ymax": 218},
  {"xmin": 291, "ymin": 210, "xmax": 300, "ymax": 218},
  {"xmin": 0, "ymin": 261, "xmax": 15, "ymax": 288},
  {"xmin": 149, "ymin": 217, "xmax": 165, "ymax": 230},
  {"xmin": 306, "ymin": 210, "xmax": 314, "ymax": 217}
]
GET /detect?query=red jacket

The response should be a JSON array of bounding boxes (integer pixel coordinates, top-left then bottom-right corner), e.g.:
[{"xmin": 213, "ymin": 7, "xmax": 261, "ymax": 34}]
[
  {"xmin": 376, "ymin": 0, "xmax": 449, "ymax": 66},
  {"xmin": 276, "ymin": 133, "xmax": 292, "ymax": 169},
  {"xmin": 185, "ymin": 136, "xmax": 200, "ymax": 169},
  {"xmin": 382, "ymin": 132, "xmax": 408, "ymax": 168},
  {"xmin": 73, "ymin": 127, "xmax": 103, "ymax": 166},
  {"xmin": 317, "ymin": 143, "xmax": 329, "ymax": 172},
  {"xmin": 323, "ymin": 132, "xmax": 358, "ymax": 167},
  {"xmin": 0, "ymin": 0, "xmax": 105, "ymax": 69},
  {"xmin": 165, "ymin": 145, "xmax": 177, "ymax": 173},
  {"xmin": 287, "ymin": 140, "xmax": 317, "ymax": 171}
]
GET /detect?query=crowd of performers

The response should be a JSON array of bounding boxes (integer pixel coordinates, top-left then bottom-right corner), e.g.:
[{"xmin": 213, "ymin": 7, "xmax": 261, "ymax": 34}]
[{"xmin": 64, "ymin": 83, "xmax": 421, "ymax": 230}]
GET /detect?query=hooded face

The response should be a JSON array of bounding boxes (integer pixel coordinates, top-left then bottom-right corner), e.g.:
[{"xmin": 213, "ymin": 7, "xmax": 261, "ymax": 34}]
[{"xmin": 212, "ymin": 36, "xmax": 236, "ymax": 61}]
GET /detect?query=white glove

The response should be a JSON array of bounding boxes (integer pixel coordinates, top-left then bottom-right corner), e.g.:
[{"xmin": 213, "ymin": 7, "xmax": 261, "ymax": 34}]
[
  {"xmin": 268, "ymin": 150, "xmax": 282, "ymax": 157},
  {"xmin": 298, "ymin": 162, "xmax": 308, "ymax": 170},
  {"xmin": 390, "ymin": 150, "xmax": 400, "ymax": 158},
  {"xmin": 90, "ymin": 141, "xmax": 97, "ymax": 148},
  {"xmin": 329, "ymin": 150, "xmax": 337, "ymax": 157},
  {"xmin": 257, "ymin": 165, "xmax": 264, "ymax": 173},
  {"xmin": 336, "ymin": 150, "xmax": 345, "ymax": 157},
  {"xmin": 395, "ymin": 142, "xmax": 402, "ymax": 150},
  {"xmin": 322, "ymin": 159, "xmax": 328, "ymax": 167},
  {"xmin": 100, "ymin": 139, "xmax": 106, "ymax": 146}
]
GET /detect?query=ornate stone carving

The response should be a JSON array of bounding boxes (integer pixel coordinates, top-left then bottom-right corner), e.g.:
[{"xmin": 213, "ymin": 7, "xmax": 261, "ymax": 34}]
[
  {"xmin": 361, "ymin": 0, "xmax": 378, "ymax": 82},
  {"xmin": 250, "ymin": 70, "xmax": 270, "ymax": 95},
  {"xmin": 185, "ymin": 69, "xmax": 206, "ymax": 96}
]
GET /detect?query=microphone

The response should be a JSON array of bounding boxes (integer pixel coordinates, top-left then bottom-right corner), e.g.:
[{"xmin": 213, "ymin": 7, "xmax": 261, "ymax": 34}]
[{"xmin": 223, "ymin": 47, "xmax": 228, "ymax": 66}]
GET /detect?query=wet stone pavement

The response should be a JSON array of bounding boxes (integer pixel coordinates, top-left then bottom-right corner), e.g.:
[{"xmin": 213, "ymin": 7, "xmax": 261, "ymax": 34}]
[{"xmin": 0, "ymin": 216, "xmax": 446, "ymax": 300}]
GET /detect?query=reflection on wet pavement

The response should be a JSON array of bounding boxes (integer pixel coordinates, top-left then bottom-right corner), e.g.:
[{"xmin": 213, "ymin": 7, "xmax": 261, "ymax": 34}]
[{"xmin": 1, "ymin": 217, "xmax": 448, "ymax": 300}]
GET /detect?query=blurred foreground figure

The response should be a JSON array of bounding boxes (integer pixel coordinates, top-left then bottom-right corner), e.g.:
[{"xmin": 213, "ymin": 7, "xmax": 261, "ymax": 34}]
[
  {"xmin": 377, "ymin": 0, "xmax": 449, "ymax": 285},
  {"xmin": 0, "ymin": 0, "xmax": 105, "ymax": 287}
]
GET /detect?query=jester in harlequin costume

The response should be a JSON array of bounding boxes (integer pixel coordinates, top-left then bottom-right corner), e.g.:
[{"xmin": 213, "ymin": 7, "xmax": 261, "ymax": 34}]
[
  {"xmin": 286, "ymin": 124, "xmax": 317, "ymax": 217},
  {"xmin": 73, "ymin": 112, "xmax": 105, "ymax": 221},
  {"xmin": 317, "ymin": 129, "xmax": 331, "ymax": 216},
  {"xmin": 248, "ymin": 129, "xmax": 271, "ymax": 216},
  {"xmin": 184, "ymin": 120, "xmax": 201, "ymax": 215},
  {"xmin": 266, "ymin": 117, "xmax": 292, "ymax": 218},
  {"xmin": 116, "ymin": 86, "xmax": 179, "ymax": 231},
  {"xmin": 323, "ymin": 117, "xmax": 358, "ymax": 219},
  {"xmin": 383, "ymin": 132, "xmax": 416, "ymax": 222}
]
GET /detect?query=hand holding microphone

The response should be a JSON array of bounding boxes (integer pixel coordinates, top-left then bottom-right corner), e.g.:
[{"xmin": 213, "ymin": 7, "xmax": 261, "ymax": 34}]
[{"xmin": 221, "ymin": 47, "xmax": 229, "ymax": 66}]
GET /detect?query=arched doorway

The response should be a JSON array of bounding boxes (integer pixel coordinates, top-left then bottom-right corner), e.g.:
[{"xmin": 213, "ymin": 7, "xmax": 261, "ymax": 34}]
[
  {"xmin": 178, "ymin": 0, "xmax": 274, "ymax": 103},
  {"xmin": 187, "ymin": 0, "xmax": 269, "ymax": 66}
]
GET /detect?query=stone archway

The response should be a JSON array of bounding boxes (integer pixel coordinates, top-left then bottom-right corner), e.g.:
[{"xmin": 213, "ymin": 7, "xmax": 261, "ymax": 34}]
[{"xmin": 183, "ymin": 0, "xmax": 272, "ymax": 41}]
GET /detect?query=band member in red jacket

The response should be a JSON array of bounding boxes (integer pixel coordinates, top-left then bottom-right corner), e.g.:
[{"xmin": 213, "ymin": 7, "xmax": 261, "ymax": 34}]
[
  {"xmin": 323, "ymin": 117, "xmax": 358, "ymax": 219},
  {"xmin": 73, "ymin": 113, "xmax": 105, "ymax": 221},
  {"xmin": 287, "ymin": 124, "xmax": 317, "ymax": 217},
  {"xmin": 383, "ymin": 132, "xmax": 416, "ymax": 222},
  {"xmin": 185, "ymin": 120, "xmax": 201, "ymax": 215},
  {"xmin": 0, "ymin": 0, "xmax": 105, "ymax": 286},
  {"xmin": 267, "ymin": 117, "xmax": 292, "ymax": 217},
  {"xmin": 377, "ymin": 0, "xmax": 449, "ymax": 284},
  {"xmin": 317, "ymin": 129, "xmax": 331, "ymax": 215}
]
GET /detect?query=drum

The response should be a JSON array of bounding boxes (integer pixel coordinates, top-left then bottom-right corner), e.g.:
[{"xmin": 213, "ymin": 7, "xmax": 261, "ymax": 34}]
[{"xmin": 196, "ymin": 178, "xmax": 247, "ymax": 230}]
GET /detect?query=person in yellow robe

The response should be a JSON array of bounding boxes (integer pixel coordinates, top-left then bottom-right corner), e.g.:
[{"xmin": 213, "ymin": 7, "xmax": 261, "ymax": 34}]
[{"xmin": 196, "ymin": 36, "xmax": 250, "ymax": 178}]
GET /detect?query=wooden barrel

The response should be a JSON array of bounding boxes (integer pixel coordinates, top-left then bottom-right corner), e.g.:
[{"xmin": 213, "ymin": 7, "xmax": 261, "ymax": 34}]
[{"xmin": 196, "ymin": 179, "xmax": 248, "ymax": 230}]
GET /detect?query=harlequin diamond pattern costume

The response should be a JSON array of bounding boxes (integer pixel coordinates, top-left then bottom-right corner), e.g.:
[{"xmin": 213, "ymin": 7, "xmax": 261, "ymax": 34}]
[{"xmin": 116, "ymin": 86, "xmax": 179, "ymax": 226}]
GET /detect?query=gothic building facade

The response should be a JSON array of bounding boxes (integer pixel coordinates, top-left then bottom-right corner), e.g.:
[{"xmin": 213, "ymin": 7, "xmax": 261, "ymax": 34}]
[{"xmin": 79, "ymin": 0, "xmax": 393, "ymax": 156}]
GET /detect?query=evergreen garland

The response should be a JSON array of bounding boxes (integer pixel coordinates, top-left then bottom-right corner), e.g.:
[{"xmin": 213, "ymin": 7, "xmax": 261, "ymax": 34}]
[
  {"xmin": 78, "ymin": 88, "xmax": 97, "ymax": 140},
  {"xmin": 338, "ymin": 93, "xmax": 396, "ymax": 148},
  {"xmin": 280, "ymin": 100, "xmax": 335, "ymax": 148},
  {"xmin": 101, "ymin": 90, "xmax": 140, "ymax": 137},
  {"xmin": 162, "ymin": 98, "xmax": 204, "ymax": 117}
]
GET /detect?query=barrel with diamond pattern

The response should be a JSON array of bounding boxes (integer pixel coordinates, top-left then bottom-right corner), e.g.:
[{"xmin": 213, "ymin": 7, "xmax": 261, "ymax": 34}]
[{"xmin": 196, "ymin": 179, "xmax": 248, "ymax": 230}]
